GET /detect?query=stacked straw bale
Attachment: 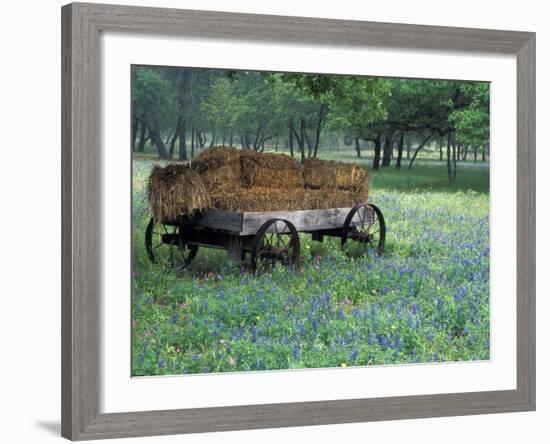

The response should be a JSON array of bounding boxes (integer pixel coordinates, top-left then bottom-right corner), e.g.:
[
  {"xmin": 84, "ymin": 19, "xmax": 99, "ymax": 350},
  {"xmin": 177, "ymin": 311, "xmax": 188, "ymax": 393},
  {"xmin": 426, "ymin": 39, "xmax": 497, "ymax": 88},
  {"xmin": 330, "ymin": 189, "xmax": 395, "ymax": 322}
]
[
  {"xmin": 209, "ymin": 187, "xmax": 359, "ymax": 212},
  {"xmin": 147, "ymin": 146, "xmax": 370, "ymax": 218},
  {"xmin": 239, "ymin": 149, "xmax": 304, "ymax": 189},
  {"xmin": 191, "ymin": 146, "xmax": 241, "ymax": 189},
  {"xmin": 303, "ymin": 157, "xmax": 368, "ymax": 194},
  {"xmin": 147, "ymin": 164, "xmax": 211, "ymax": 223}
]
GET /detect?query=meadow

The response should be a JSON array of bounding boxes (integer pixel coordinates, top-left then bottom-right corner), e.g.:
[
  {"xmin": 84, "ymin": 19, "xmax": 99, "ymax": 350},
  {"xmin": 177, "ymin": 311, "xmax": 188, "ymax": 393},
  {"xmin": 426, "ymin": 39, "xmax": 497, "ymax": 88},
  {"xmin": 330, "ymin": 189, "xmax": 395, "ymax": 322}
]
[{"xmin": 131, "ymin": 152, "xmax": 490, "ymax": 376}]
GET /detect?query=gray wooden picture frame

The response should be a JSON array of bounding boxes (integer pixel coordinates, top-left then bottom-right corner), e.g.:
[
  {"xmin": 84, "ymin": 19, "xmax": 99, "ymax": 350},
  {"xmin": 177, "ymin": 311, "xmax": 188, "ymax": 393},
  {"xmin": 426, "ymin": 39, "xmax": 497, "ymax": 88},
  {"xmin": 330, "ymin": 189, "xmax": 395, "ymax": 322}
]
[{"xmin": 61, "ymin": 2, "xmax": 536, "ymax": 440}]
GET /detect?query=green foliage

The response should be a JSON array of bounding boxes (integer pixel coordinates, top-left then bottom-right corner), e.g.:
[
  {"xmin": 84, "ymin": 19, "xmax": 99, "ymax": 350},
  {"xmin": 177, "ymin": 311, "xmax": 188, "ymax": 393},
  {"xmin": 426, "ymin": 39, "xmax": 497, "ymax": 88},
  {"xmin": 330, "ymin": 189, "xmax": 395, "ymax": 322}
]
[
  {"xmin": 132, "ymin": 66, "xmax": 179, "ymax": 130},
  {"xmin": 449, "ymin": 83, "xmax": 490, "ymax": 147},
  {"xmin": 324, "ymin": 76, "xmax": 391, "ymax": 137},
  {"xmin": 199, "ymin": 77, "xmax": 237, "ymax": 136},
  {"xmin": 386, "ymin": 79, "xmax": 456, "ymax": 133},
  {"xmin": 131, "ymin": 66, "xmax": 490, "ymax": 164}
]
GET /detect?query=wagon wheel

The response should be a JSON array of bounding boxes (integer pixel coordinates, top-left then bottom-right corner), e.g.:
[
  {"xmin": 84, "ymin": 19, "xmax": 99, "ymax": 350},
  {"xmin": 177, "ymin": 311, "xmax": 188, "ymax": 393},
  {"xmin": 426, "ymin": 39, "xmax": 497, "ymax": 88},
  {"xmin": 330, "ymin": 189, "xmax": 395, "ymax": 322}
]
[
  {"xmin": 341, "ymin": 204, "xmax": 386, "ymax": 257},
  {"xmin": 251, "ymin": 218, "xmax": 300, "ymax": 274},
  {"xmin": 145, "ymin": 218, "xmax": 198, "ymax": 271}
]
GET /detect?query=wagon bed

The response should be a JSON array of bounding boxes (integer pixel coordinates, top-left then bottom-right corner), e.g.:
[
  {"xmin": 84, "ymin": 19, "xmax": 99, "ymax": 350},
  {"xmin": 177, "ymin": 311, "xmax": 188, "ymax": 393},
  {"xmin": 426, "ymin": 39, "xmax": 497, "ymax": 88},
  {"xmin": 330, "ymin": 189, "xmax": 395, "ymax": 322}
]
[
  {"xmin": 190, "ymin": 207, "xmax": 358, "ymax": 235},
  {"xmin": 145, "ymin": 204, "xmax": 385, "ymax": 274}
]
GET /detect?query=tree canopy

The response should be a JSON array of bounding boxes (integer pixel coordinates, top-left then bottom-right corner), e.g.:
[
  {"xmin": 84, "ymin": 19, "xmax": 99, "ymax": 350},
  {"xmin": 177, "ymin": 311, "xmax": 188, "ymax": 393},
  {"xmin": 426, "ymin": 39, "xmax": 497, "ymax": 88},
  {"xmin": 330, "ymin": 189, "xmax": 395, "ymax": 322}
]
[{"xmin": 132, "ymin": 65, "xmax": 490, "ymax": 181}]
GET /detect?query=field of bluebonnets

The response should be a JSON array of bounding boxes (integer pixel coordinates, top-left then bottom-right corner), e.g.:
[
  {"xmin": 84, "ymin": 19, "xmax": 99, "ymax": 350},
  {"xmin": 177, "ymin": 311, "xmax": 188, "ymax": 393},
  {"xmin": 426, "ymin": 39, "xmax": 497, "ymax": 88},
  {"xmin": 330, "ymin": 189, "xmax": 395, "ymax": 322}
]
[{"xmin": 131, "ymin": 158, "xmax": 490, "ymax": 376}]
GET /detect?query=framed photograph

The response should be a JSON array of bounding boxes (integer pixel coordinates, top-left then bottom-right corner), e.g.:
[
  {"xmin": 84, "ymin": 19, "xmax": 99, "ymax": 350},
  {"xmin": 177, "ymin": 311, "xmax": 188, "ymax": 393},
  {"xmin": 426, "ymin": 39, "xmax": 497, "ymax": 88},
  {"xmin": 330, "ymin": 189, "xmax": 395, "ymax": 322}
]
[{"xmin": 61, "ymin": 2, "xmax": 535, "ymax": 440}]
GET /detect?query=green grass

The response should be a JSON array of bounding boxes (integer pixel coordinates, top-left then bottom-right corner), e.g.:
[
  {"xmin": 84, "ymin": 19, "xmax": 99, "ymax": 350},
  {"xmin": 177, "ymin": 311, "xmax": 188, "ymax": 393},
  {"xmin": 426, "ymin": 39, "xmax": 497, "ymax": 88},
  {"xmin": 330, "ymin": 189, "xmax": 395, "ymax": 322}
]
[{"xmin": 131, "ymin": 156, "xmax": 490, "ymax": 376}]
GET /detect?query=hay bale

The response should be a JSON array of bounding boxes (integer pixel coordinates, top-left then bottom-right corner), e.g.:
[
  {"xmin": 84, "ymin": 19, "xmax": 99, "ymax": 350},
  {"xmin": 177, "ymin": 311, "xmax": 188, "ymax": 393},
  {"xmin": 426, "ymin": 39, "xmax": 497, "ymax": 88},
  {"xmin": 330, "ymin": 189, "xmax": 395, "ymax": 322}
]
[
  {"xmin": 209, "ymin": 186, "xmax": 364, "ymax": 212},
  {"xmin": 210, "ymin": 187, "xmax": 306, "ymax": 212},
  {"xmin": 192, "ymin": 146, "xmax": 304, "ymax": 190},
  {"xmin": 192, "ymin": 146, "xmax": 241, "ymax": 190},
  {"xmin": 309, "ymin": 189, "xmax": 365, "ymax": 209},
  {"xmin": 196, "ymin": 164, "xmax": 241, "ymax": 190},
  {"xmin": 239, "ymin": 149, "xmax": 304, "ymax": 189},
  {"xmin": 303, "ymin": 157, "xmax": 369, "ymax": 196},
  {"xmin": 192, "ymin": 146, "xmax": 240, "ymax": 170},
  {"xmin": 148, "ymin": 163, "xmax": 211, "ymax": 223},
  {"xmin": 148, "ymin": 148, "xmax": 370, "ymax": 215}
]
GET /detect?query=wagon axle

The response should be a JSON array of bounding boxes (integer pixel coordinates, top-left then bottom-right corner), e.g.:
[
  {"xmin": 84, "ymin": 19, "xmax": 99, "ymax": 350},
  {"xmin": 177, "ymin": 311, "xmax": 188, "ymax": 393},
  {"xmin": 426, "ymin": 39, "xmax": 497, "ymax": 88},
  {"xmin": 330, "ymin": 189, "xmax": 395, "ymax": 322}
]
[
  {"xmin": 160, "ymin": 233, "xmax": 179, "ymax": 245},
  {"xmin": 258, "ymin": 246, "xmax": 291, "ymax": 260},
  {"xmin": 348, "ymin": 231, "xmax": 373, "ymax": 243}
]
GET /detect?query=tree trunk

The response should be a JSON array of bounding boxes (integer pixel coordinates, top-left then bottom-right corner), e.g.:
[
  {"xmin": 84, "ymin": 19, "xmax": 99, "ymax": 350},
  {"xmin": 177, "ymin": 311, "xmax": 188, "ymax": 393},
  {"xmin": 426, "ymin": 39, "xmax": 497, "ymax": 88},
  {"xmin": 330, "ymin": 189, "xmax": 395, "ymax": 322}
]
[
  {"xmin": 408, "ymin": 133, "xmax": 434, "ymax": 170},
  {"xmin": 395, "ymin": 131, "xmax": 405, "ymax": 169},
  {"xmin": 168, "ymin": 118, "xmax": 181, "ymax": 159},
  {"xmin": 373, "ymin": 134, "xmax": 381, "ymax": 170},
  {"xmin": 406, "ymin": 138, "xmax": 412, "ymax": 160},
  {"xmin": 304, "ymin": 126, "xmax": 313, "ymax": 158},
  {"xmin": 253, "ymin": 125, "xmax": 262, "ymax": 151},
  {"xmin": 137, "ymin": 122, "xmax": 147, "ymax": 152},
  {"xmin": 229, "ymin": 129, "xmax": 233, "ymax": 147},
  {"xmin": 299, "ymin": 118, "xmax": 306, "ymax": 164},
  {"xmin": 132, "ymin": 117, "xmax": 138, "ymax": 151},
  {"xmin": 452, "ymin": 140, "xmax": 457, "ymax": 181},
  {"xmin": 150, "ymin": 128, "xmax": 169, "ymax": 159},
  {"xmin": 134, "ymin": 114, "xmax": 166, "ymax": 158},
  {"xmin": 290, "ymin": 119, "xmax": 306, "ymax": 164},
  {"xmin": 313, "ymin": 104, "xmax": 326, "ymax": 157},
  {"xmin": 178, "ymin": 119, "xmax": 188, "ymax": 161},
  {"xmin": 482, "ymin": 146, "xmax": 486, "ymax": 161},
  {"xmin": 355, "ymin": 137, "xmax": 361, "ymax": 158},
  {"xmin": 446, "ymin": 133, "xmax": 452, "ymax": 181},
  {"xmin": 289, "ymin": 119, "xmax": 294, "ymax": 157},
  {"xmin": 191, "ymin": 122, "xmax": 195, "ymax": 159},
  {"xmin": 210, "ymin": 132, "xmax": 216, "ymax": 148},
  {"xmin": 381, "ymin": 129, "xmax": 394, "ymax": 167}
]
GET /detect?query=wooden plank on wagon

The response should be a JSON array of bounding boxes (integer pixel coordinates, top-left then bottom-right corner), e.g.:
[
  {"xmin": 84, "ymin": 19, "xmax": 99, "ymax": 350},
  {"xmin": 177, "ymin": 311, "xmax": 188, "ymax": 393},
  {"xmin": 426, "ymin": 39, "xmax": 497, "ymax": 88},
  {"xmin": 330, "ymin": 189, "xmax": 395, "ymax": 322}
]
[
  {"xmin": 193, "ymin": 210, "xmax": 244, "ymax": 233},
  {"xmin": 240, "ymin": 207, "xmax": 360, "ymax": 235}
]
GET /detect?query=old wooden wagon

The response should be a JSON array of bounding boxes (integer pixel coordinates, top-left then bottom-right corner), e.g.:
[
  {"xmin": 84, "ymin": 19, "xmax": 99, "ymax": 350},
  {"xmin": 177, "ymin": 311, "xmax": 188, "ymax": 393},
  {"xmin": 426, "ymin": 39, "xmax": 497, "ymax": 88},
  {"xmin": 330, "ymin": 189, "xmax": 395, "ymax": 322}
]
[{"xmin": 145, "ymin": 203, "xmax": 385, "ymax": 274}]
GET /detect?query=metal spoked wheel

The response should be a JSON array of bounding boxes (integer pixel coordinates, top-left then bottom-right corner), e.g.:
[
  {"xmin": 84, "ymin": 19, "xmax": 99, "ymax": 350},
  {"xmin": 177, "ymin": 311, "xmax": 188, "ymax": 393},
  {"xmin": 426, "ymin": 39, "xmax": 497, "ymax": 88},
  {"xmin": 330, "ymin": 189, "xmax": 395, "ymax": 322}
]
[
  {"xmin": 341, "ymin": 204, "xmax": 386, "ymax": 257},
  {"xmin": 145, "ymin": 218, "xmax": 198, "ymax": 271},
  {"xmin": 251, "ymin": 218, "xmax": 300, "ymax": 274}
]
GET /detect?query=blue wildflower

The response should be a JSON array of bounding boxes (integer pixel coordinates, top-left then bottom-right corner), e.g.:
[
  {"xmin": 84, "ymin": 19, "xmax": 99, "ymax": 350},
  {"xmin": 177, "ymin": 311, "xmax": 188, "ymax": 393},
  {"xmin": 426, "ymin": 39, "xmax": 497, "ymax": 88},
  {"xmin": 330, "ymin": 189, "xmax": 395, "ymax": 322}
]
[
  {"xmin": 293, "ymin": 343, "xmax": 300, "ymax": 360},
  {"xmin": 349, "ymin": 347, "xmax": 358, "ymax": 363}
]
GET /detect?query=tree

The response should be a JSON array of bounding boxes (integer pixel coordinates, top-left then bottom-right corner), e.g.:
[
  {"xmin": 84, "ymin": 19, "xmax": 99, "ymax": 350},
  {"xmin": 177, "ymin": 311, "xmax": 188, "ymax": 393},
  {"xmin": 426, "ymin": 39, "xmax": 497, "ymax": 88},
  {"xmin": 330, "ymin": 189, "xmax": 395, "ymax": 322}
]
[
  {"xmin": 200, "ymin": 77, "xmax": 237, "ymax": 148},
  {"xmin": 132, "ymin": 67, "xmax": 179, "ymax": 159},
  {"xmin": 449, "ymin": 83, "xmax": 490, "ymax": 153},
  {"xmin": 323, "ymin": 76, "xmax": 391, "ymax": 168}
]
